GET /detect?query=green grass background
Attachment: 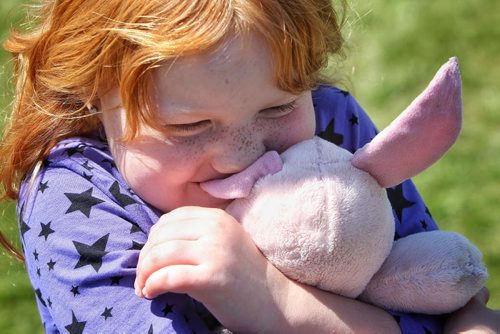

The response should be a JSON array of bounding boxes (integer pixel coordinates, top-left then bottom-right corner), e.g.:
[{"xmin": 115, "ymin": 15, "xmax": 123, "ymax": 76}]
[{"xmin": 0, "ymin": 0, "xmax": 499, "ymax": 332}]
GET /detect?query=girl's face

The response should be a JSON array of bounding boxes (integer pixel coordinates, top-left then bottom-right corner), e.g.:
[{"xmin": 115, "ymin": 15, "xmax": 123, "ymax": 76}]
[{"xmin": 98, "ymin": 32, "xmax": 315, "ymax": 212}]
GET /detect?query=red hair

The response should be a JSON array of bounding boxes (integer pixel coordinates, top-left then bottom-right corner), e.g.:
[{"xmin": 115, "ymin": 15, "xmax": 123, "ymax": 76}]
[{"xmin": 1, "ymin": 0, "xmax": 346, "ymax": 257}]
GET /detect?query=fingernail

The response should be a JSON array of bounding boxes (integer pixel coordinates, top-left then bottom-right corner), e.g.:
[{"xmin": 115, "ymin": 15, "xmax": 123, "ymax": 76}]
[
  {"xmin": 142, "ymin": 287, "xmax": 149, "ymax": 299},
  {"xmin": 134, "ymin": 282, "xmax": 143, "ymax": 297}
]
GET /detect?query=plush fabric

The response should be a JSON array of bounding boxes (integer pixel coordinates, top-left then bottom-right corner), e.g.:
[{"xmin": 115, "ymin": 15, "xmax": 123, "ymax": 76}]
[{"xmin": 202, "ymin": 58, "xmax": 488, "ymax": 314}]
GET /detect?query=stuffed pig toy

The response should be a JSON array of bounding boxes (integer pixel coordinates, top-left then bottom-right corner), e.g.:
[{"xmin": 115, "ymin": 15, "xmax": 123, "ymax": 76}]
[{"xmin": 201, "ymin": 58, "xmax": 487, "ymax": 314}]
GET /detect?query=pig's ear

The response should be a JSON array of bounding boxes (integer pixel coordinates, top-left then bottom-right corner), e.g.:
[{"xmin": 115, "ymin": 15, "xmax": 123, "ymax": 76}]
[
  {"xmin": 200, "ymin": 151, "xmax": 283, "ymax": 199},
  {"xmin": 351, "ymin": 57, "xmax": 462, "ymax": 188}
]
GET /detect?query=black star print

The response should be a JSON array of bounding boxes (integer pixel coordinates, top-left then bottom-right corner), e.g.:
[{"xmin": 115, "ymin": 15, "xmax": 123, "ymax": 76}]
[
  {"xmin": 73, "ymin": 234, "xmax": 109, "ymax": 272},
  {"xmin": 39, "ymin": 181, "xmax": 49, "ymax": 193},
  {"xmin": 65, "ymin": 187, "xmax": 104, "ymax": 218},
  {"xmin": 38, "ymin": 222, "xmax": 55, "ymax": 241},
  {"xmin": 36, "ymin": 267, "xmax": 41, "ymax": 277},
  {"xmin": 42, "ymin": 158, "xmax": 52, "ymax": 168},
  {"xmin": 349, "ymin": 114, "xmax": 359, "ymax": 125},
  {"xmin": 117, "ymin": 214, "xmax": 144, "ymax": 234},
  {"xmin": 33, "ymin": 249, "xmax": 39, "ymax": 261},
  {"xmin": 82, "ymin": 172, "xmax": 93, "ymax": 181},
  {"xmin": 109, "ymin": 181, "xmax": 136, "ymax": 207},
  {"xmin": 162, "ymin": 303, "xmax": 174, "ymax": 316},
  {"xmin": 148, "ymin": 324, "xmax": 154, "ymax": 334},
  {"xmin": 35, "ymin": 288, "xmax": 47, "ymax": 307},
  {"xmin": 129, "ymin": 221, "xmax": 143, "ymax": 234},
  {"xmin": 420, "ymin": 219, "xmax": 428, "ymax": 230},
  {"xmin": 47, "ymin": 297, "xmax": 53, "ymax": 308},
  {"xmin": 47, "ymin": 259, "xmax": 56, "ymax": 271},
  {"xmin": 70, "ymin": 285, "xmax": 80, "ymax": 296},
  {"xmin": 318, "ymin": 118, "xmax": 344, "ymax": 146},
  {"xmin": 101, "ymin": 158, "xmax": 117, "ymax": 169},
  {"xmin": 425, "ymin": 206, "xmax": 433, "ymax": 218},
  {"xmin": 101, "ymin": 307, "xmax": 113, "ymax": 320},
  {"xmin": 110, "ymin": 276, "xmax": 123, "ymax": 285},
  {"xmin": 386, "ymin": 184, "xmax": 415, "ymax": 223},
  {"xmin": 129, "ymin": 241, "xmax": 145, "ymax": 250},
  {"xmin": 66, "ymin": 145, "xmax": 85, "ymax": 157},
  {"xmin": 20, "ymin": 220, "xmax": 31, "ymax": 240},
  {"xmin": 81, "ymin": 160, "xmax": 94, "ymax": 171},
  {"xmin": 65, "ymin": 311, "xmax": 86, "ymax": 334}
]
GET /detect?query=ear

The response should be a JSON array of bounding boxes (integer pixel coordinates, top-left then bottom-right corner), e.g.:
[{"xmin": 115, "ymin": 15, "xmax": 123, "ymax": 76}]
[
  {"xmin": 200, "ymin": 151, "xmax": 283, "ymax": 199},
  {"xmin": 351, "ymin": 57, "xmax": 462, "ymax": 188}
]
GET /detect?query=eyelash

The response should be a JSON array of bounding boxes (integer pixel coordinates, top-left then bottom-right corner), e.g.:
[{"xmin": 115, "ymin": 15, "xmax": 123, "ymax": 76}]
[
  {"xmin": 264, "ymin": 101, "xmax": 297, "ymax": 116},
  {"xmin": 171, "ymin": 120, "xmax": 210, "ymax": 133},
  {"xmin": 166, "ymin": 101, "xmax": 297, "ymax": 134}
]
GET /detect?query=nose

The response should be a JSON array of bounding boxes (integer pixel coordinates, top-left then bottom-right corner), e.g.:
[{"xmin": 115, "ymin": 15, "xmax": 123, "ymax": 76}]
[{"xmin": 210, "ymin": 126, "xmax": 266, "ymax": 174}]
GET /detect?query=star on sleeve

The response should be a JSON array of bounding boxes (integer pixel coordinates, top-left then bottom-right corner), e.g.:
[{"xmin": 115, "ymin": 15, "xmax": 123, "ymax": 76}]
[
  {"xmin": 318, "ymin": 118, "xmax": 344, "ymax": 146},
  {"xmin": 386, "ymin": 184, "xmax": 416, "ymax": 223},
  {"xmin": 101, "ymin": 307, "xmax": 113, "ymax": 320},
  {"xmin": 38, "ymin": 222, "xmax": 55, "ymax": 241},
  {"xmin": 64, "ymin": 188, "xmax": 105, "ymax": 218},
  {"xmin": 64, "ymin": 311, "xmax": 86, "ymax": 334},
  {"xmin": 73, "ymin": 234, "xmax": 109, "ymax": 272},
  {"xmin": 109, "ymin": 181, "xmax": 136, "ymax": 207}
]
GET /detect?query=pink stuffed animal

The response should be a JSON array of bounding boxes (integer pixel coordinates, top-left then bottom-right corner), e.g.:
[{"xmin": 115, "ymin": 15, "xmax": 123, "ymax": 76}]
[{"xmin": 201, "ymin": 58, "xmax": 488, "ymax": 314}]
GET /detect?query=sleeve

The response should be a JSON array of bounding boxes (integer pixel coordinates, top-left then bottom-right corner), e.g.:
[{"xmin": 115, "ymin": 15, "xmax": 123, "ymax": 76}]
[
  {"xmin": 313, "ymin": 86, "xmax": 445, "ymax": 333},
  {"xmin": 17, "ymin": 141, "xmax": 215, "ymax": 334}
]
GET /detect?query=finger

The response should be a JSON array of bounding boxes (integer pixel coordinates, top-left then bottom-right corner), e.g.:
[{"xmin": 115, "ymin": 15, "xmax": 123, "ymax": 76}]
[
  {"xmin": 137, "ymin": 213, "xmax": 213, "ymax": 273},
  {"xmin": 138, "ymin": 208, "xmax": 234, "ymax": 270},
  {"xmin": 476, "ymin": 287, "xmax": 490, "ymax": 305},
  {"xmin": 142, "ymin": 265, "xmax": 204, "ymax": 299},
  {"xmin": 135, "ymin": 240, "xmax": 201, "ymax": 296},
  {"xmin": 167, "ymin": 206, "xmax": 228, "ymax": 221},
  {"xmin": 147, "ymin": 207, "xmax": 229, "ymax": 243}
]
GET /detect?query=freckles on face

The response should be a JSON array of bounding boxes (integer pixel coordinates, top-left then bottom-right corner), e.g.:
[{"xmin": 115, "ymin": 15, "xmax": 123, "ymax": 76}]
[
  {"xmin": 97, "ymin": 33, "xmax": 316, "ymax": 212},
  {"xmin": 262, "ymin": 91, "xmax": 316, "ymax": 153},
  {"xmin": 111, "ymin": 135, "xmax": 230, "ymax": 211}
]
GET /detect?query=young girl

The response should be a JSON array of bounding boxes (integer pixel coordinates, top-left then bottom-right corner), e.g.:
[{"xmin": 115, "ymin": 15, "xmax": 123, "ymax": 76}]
[{"xmin": 0, "ymin": 0, "xmax": 495, "ymax": 333}]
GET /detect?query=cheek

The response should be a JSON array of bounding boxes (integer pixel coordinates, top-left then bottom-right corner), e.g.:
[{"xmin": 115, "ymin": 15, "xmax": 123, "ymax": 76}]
[
  {"xmin": 264, "ymin": 106, "xmax": 315, "ymax": 152},
  {"xmin": 109, "ymin": 141, "xmax": 200, "ymax": 206}
]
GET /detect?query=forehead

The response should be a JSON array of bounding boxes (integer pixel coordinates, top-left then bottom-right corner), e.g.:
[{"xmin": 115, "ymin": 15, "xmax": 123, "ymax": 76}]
[
  {"xmin": 151, "ymin": 33, "xmax": 285, "ymax": 112},
  {"xmin": 160, "ymin": 32, "xmax": 271, "ymax": 77}
]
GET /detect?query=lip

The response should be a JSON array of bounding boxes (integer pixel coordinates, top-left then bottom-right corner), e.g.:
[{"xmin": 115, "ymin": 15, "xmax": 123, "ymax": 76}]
[{"xmin": 194, "ymin": 173, "xmax": 233, "ymax": 184}]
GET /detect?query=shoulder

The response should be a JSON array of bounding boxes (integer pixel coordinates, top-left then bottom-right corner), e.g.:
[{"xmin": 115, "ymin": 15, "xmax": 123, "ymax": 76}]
[
  {"xmin": 44, "ymin": 135, "xmax": 118, "ymax": 177},
  {"xmin": 18, "ymin": 135, "xmax": 159, "ymax": 241},
  {"xmin": 312, "ymin": 85, "xmax": 378, "ymax": 152},
  {"xmin": 16, "ymin": 136, "xmax": 213, "ymax": 333}
]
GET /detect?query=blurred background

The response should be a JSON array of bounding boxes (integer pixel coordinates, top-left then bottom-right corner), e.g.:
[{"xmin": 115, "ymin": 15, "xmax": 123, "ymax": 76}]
[{"xmin": 0, "ymin": 0, "xmax": 499, "ymax": 332}]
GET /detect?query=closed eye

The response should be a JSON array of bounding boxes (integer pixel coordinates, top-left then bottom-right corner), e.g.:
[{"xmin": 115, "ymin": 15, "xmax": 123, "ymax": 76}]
[
  {"xmin": 260, "ymin": 100, "xmax": 297, "ymax": 118},
  {"xmin": 164, "ymin": 120, "xmax": 211, "ymax": 135}
]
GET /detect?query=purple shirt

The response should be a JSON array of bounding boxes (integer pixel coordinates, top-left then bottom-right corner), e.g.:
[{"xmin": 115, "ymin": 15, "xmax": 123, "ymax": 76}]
[{"xmin": 18, "ymin": 86, "xmax": 444, "ymax": 333}]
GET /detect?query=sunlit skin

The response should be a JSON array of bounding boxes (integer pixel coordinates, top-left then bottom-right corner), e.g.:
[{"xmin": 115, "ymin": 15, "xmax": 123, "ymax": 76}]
[
  {"xmin": 97, "ymin": 32, "xmax": 401, "ymax": 333},
  {"xmin": 98, "ymin": 32, "xmax": 315, "ymax": 213}
]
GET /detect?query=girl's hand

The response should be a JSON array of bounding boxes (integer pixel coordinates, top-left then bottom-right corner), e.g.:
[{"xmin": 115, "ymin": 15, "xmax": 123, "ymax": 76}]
[
  {"xmin": 444, "ymin": 288, "xmax": 500, "ymax": 334},
  {"xmin": 134, "ymin": 206, "xmax": 290, "ymax": 332}
]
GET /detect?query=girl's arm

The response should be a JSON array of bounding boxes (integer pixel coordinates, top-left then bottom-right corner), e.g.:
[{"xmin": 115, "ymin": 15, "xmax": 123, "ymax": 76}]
[
  {"xmin": 267, "ymin": 270, "xmax": 401, "ymax": 333},
  {"xmin": 18, "ymin": 138, "xmax": 218, "ymax": 333},
  {"xmin": 136, "ymin": 206, "xmax": 401, "ymax": 334},
  {"xmin": 444, "ymin": 288, "xmax": 500, "ymax": 334}
]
